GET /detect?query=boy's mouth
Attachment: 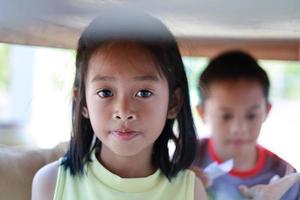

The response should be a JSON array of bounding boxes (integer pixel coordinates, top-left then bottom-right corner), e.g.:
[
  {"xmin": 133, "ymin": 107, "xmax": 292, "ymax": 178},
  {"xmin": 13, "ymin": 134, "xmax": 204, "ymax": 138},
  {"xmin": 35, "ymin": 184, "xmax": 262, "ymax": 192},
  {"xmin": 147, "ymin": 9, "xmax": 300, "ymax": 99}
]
[
  {"xmin": 230, "ymin": 139, "xmax": 250, "ymax": 146},
  {"xmin": 233, "ymin": 140, "xmax": 244, "ymax": 145}
]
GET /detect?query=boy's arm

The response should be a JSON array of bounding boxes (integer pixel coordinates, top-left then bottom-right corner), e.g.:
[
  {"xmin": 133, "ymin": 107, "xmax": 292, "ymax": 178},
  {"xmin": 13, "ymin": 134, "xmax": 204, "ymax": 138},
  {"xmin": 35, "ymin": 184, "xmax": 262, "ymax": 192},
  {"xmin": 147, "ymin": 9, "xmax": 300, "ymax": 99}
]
[
  {"xmin": 31, "ymin": 161, "xmax": 59, "ymax": 200},
  {"xmin": 190, "ymin": 166, "xmax": 210, "ymax": 188},
  {"xmin": 239, "ymin": 173, "xmax": 300, "ymax": 200},
  {"xmin": 194, "ymin": 177, "xmax": 208, "ymax": 200}
]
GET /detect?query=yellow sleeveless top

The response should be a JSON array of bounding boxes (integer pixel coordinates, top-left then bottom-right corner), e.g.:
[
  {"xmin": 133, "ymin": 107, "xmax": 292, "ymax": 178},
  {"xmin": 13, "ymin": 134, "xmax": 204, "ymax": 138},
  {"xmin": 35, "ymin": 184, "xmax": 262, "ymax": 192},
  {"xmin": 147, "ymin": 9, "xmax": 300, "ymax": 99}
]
[{"xmin": 53, "ymin": 150, "xmax": 196, "ymax": 200}]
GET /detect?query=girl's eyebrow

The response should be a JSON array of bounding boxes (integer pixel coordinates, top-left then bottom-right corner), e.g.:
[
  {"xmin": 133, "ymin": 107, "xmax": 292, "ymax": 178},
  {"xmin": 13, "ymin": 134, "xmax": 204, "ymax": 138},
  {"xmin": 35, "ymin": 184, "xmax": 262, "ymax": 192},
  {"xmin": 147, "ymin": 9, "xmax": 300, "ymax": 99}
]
[
  {"xmin": 91, "ymin": 75, "xmax": 160, "ymax": 82},
  {"xmin": 91, "ymin": 75, "xmax": 114, "ymax": 82},
  {"xmin": 132, "ymin": 75, "xmax": 160, "ymax": 81}
]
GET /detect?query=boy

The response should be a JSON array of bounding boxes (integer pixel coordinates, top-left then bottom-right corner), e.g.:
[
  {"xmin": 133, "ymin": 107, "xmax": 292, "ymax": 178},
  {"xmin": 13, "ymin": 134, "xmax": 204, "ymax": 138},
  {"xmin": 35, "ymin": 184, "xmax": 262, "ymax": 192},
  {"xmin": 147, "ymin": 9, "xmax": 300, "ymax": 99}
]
[{"xmin": 193, "ymin": 50, "xmax": 300, "ymax": 199}]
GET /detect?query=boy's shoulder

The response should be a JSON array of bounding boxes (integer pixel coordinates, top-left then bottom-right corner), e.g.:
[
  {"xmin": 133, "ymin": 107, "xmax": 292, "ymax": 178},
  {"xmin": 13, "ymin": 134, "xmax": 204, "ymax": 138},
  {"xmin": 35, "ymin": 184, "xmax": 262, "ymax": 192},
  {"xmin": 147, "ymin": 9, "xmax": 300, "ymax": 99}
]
[
  {"xmin": 195, "ymin": 139, "xmax": 295, "ymax": 174},
  {"xmin": 260, "ymin": 146, "xmax": 296, "ymax": 174},
  {"xmin": 196, "ymin": 138, "xmax": 209, "ymax": 152},
  {"xmin": 194, "ymin": 138, "xmax": 210, "ymax": 166},
  {"xmin": 31, "ymin": 161, "xmax": 60, "ymax": 200}
]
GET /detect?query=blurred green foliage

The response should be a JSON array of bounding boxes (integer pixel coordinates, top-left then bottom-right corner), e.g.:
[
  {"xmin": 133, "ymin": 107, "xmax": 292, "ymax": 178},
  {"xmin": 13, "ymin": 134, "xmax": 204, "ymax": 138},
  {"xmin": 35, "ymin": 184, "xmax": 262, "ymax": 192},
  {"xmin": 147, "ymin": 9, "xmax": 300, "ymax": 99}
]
[
  {"xmin": 260, "ymin": 60, "xmax": 300, "ymax": 99},
  {"xmin": 0, "ymin": 45, "xmax": 299, "ymax": 100},
  {"xmin": 0, "ymin": 44, "xmax": 10, "ymax": 90}
]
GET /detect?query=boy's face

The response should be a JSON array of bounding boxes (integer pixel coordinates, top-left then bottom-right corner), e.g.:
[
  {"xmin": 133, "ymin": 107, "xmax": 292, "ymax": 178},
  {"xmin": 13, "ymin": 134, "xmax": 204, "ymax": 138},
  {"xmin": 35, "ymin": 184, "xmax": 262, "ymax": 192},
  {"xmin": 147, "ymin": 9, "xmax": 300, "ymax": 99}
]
[{"xmin": 197, "ymin": 79, "xmax": 271, "ymax": 159}]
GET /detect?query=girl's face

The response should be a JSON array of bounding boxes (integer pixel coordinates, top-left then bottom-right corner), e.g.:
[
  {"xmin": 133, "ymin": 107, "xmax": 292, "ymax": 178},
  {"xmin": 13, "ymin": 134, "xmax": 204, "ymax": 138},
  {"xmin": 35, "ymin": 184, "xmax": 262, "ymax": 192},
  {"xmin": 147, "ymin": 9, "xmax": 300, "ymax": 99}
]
[{"xmin": 83, "ymin": 43, "xmax": 170, "ymax": 159}]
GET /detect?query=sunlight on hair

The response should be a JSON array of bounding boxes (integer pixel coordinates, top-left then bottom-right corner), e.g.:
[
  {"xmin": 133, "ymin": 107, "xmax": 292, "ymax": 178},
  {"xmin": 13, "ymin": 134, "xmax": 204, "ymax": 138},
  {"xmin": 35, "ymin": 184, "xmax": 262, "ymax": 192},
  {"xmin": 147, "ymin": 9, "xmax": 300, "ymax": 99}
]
[
  {"xmin": 172, "ymin": 119, "xmax": 179, "ymax": 138},
  {"xmin": 168, "ymin": 120, "xmax": 179, "ymax": 160},
  {"xmin": 168, "ymin": 139, "xmax": 176, "ymax": 161}
]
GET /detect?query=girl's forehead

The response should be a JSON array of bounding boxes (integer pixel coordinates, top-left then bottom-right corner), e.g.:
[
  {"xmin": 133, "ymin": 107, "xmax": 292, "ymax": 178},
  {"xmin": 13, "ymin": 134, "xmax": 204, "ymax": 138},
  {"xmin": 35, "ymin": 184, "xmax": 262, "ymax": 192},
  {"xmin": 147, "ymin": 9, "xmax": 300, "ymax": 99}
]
[
  {"xmin": 87, "ymin": 42, "xmax": 164, "ymax": 79},
  {"xmin": 92, "ymin": 42, "xmax": 153, "ymax": 61}
]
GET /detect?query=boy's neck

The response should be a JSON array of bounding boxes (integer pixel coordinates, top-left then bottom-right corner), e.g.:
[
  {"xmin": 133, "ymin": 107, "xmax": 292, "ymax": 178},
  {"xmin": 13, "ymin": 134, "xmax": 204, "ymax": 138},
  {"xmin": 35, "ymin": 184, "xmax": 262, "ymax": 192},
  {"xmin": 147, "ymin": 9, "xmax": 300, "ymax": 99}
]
[
  {"xmin": 231, "ymin": 147, "xmax": 257, "ymax": 171},
  {"xmin": 97, "ymin": 146, "xmax": 156, "ymax": 178},
  {"xmin": 210, "ymin": 140, "xmax": 258, "ymax": 171}
]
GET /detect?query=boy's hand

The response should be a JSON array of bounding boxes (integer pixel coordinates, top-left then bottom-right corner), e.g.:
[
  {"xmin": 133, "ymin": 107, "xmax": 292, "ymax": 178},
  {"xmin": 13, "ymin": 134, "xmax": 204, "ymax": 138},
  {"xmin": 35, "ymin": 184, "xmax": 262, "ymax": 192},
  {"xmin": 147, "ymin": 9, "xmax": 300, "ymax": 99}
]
[
  {"xmin": 239, "ymin": 173, "xmax": 300, "ymax": 200},
  {"xmin": 190, "ymin": 166, "xmax": 211, "ymax": 188}
]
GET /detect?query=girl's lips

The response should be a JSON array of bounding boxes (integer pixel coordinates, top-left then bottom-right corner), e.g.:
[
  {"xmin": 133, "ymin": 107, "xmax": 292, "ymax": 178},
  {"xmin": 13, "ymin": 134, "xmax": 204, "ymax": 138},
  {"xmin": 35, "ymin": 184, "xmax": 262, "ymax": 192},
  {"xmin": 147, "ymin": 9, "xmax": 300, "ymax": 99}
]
[{"xmin": 112, "ymin": 130, "xmax": 139, "ymax": 141}]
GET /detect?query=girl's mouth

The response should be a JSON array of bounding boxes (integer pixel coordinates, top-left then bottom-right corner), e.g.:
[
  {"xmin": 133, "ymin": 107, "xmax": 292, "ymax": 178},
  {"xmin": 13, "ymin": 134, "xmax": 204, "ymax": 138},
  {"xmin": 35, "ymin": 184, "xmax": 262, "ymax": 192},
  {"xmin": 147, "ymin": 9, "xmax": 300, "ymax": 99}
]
[{"xmin": 112, "ymin": 130, "xmax": 139, "ymax": 141}]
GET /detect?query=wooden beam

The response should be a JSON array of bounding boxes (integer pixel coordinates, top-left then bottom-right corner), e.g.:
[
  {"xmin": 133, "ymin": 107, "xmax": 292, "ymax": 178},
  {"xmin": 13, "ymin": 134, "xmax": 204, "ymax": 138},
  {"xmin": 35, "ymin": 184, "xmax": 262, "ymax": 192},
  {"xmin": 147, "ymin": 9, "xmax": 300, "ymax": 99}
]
[
  {"xmin": 178, "ymin": 38, "xmax": 300, "ymax": 61},
  {"xmin": 0, "ymin": 20, "xmax": 80, "ymax": 49},
  {"xmin": 1, "ymin": 25, "xmax": 300, "ymax": 61}
]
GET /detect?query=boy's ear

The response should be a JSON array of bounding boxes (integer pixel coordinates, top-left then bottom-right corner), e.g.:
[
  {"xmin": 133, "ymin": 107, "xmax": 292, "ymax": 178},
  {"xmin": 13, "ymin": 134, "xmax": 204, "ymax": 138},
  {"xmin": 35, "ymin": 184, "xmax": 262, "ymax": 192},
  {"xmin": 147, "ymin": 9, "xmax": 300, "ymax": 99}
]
[
  {"xmin": 266, "ymin": 102, "xmax": 272, "ymax": 116},
  {"xmin": 196, "ymin": 104, "xmax": 206, "ymax": 123},
  {"xmin": 167, "ymin": 88, "xmax": 183, "ymax": 119},
  {"xmin": 73, "ymin": 87, "xmax": 89, "ymax": 118},
  {"xmin": 262, "ymin": 102, "xmax": 272, "ymax": 122}
]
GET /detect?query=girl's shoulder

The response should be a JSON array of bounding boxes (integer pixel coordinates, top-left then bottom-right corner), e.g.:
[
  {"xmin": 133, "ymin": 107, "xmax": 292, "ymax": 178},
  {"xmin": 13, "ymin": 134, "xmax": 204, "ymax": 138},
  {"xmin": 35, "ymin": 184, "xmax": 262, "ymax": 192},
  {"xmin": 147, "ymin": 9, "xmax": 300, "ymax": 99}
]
[
  {"xmin": 32, "ymin": 160, "xmax": 60, "ymax": 200},
  {"xmin": 175, "ymin": 169, "xmax": 207, "ymax": 200},
  {"xmin": 194, "ymin": 176, "xmax": 208, "ymax": 200}
]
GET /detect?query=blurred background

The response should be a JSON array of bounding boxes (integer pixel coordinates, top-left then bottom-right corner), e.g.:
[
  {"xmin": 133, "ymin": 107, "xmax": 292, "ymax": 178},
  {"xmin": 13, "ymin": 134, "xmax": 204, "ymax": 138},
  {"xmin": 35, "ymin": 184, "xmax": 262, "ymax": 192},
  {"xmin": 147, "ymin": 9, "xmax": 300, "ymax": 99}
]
[{"xmin": 0, "ymin": 0, "xmax": 300, "ymax": 171}]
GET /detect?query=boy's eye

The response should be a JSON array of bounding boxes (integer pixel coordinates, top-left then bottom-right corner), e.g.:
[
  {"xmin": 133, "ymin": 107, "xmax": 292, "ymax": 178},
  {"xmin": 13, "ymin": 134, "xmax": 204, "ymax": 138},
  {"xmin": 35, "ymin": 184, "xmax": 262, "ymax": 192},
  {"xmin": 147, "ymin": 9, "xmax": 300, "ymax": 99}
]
[
  {"xmin": 136, "ymin": 90, "xmax": 152, "ymax": 97},
  {"xmin": 97, "ymin": 89, "xmax": 113, "ymax": 98},
  {"xmin": 222, "ymin": 113, "xmax": 232, "ymax": 121},
  {"xmin": 246, "ymin": 113, "xmax": 257, "ymax": 120}
]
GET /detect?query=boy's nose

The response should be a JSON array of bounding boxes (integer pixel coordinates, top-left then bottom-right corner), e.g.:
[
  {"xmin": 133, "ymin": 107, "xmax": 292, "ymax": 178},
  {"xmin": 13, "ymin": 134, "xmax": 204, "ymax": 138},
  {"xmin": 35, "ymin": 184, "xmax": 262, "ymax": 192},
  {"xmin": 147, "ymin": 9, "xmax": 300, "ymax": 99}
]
[{"xmin": 231, "ymin": 119, "xmax": 247, "ymax": 136}]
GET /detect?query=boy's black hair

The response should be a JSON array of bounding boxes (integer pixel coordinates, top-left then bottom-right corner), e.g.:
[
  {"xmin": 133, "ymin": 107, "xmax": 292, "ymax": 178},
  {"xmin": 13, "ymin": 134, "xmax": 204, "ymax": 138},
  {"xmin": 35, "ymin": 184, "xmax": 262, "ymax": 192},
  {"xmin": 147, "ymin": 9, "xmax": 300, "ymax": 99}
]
[
  {"xmin": 62, "ymin": 9, "xmax": 197, "ymax": 179},
  {"xmin": 199, "ymin": 50, "xmax": 270, "ymax": 103}
]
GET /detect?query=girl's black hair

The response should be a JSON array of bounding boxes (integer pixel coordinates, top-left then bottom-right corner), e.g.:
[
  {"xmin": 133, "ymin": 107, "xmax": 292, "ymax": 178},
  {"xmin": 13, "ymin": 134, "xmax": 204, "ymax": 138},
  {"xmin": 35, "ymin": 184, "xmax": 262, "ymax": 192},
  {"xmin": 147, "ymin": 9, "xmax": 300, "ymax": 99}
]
[
  {"xmin": 199, "ymin": 50, "xmax": 270, "ymax": 103},
  {"xmin": 62, "ymin": 9, "xmax": 197, "ymax": 179}
]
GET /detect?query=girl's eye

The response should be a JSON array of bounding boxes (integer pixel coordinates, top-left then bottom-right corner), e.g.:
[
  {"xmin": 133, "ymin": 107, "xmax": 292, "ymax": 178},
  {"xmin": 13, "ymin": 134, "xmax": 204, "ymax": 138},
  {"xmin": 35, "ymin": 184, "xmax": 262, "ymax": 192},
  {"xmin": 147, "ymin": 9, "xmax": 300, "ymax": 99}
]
[
  {"xmin": 97, "ymin": 89, "xmax": 113, "ymax": 98},
  {"xmin": 136, "ymin": 90, "xmax": 152, "ymax": 98}
]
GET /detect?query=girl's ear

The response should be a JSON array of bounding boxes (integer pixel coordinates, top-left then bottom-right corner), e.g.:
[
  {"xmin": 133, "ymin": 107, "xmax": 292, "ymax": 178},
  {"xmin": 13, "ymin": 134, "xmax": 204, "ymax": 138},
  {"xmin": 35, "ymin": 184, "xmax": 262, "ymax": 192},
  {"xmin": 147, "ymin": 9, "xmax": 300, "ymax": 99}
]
[
  {"xmin": 82, "ymin": 107, "xmax": 90, "ymax": 118},
  {"xmin": 73, "ymin": 87, "xmax": 89, "ymax": 118},
  {"xmin": 167, "ymin": 88, "xmax": 183, "ymax": 119},
  {"xmin": 196, "ymin": 104, "xmax": 206, "ymax": 123}
]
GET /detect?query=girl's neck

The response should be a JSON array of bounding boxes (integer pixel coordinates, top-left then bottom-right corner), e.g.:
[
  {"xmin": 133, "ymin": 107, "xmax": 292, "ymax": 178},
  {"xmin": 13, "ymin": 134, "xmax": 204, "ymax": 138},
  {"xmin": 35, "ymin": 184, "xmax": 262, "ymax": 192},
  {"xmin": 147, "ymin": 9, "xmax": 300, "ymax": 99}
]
[{"xmin": 97, "ymin": 146, "xmax": 156, "ymax": 178}]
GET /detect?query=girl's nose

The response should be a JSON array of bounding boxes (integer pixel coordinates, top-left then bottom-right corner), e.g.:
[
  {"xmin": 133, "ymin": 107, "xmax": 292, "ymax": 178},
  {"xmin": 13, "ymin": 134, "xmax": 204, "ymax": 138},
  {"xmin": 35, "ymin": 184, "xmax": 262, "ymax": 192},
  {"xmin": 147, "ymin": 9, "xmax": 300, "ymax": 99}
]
[
  {"xmin": 113, "ymin": 97, "xmax": 137, "ymax": 121},
  {"xmin": 113, "ymin": 112, "xmax": 137, "ymax": 121}
]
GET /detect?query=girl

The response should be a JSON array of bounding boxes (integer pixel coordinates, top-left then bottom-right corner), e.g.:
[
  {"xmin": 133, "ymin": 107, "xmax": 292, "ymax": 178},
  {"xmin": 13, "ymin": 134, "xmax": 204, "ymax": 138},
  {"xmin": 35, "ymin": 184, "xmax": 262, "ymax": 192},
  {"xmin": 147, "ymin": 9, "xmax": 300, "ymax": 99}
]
[{"xmin": 32, "ymin": 9, "xmax": 207, "ymax": 200}]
